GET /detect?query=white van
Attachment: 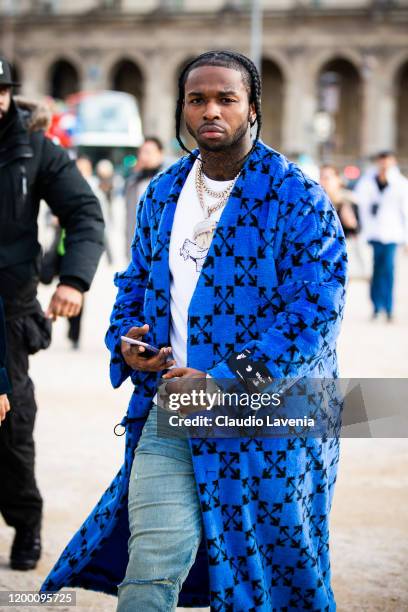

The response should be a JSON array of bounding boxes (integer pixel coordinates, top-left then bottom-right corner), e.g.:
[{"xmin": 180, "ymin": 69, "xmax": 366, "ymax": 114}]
[{"xmin": 70, "ymin": 90, "xmax": 143, "ymax": 165}]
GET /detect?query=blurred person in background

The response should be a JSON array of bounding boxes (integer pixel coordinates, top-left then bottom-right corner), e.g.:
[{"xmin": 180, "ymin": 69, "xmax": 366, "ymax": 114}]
[
  {"xmin": 0, "ymin": 298, "xmax": 11, "ymax": 425},
  {"xmin": 76, "ymin": 155, "xmax": 99, "ymax": 192},
  {"xmin": 41, "ymin": 218, "xmax": 88, "ymax": 350},
  {"xmin": 355, "ymin": 151, "xmax": 408, "ymax": 321},
  {"xmin": 320, "ymin": 164, "xmax": 359, "ymax": 237},
  {"xmin": 124, "ymin": 136, "xmax": 164, "ymax": 254},
  {"xmin": 96, "ymin": 158, "xmax": 115, "ymax": 215},
  {"xmin": 77, "ymin": 155, "xmax": 113, "ymax": 264},
  {"xmin": 70, "ymin": 155, "xmax": 114, "ymax": 348},
  {"xmin": 320, "ymin": 164, "xmax": 368, "ymax": 280},
  {"xmin": 40, "ymin": 156, "xmax": 113, "ymax": 349},
  {"xmin": 40, "ymin": 218, "xmax": 84, "ymax": 350},
  {"xmin": 0, "ymin": 56, "xmax": 104, "ymax": 571}
]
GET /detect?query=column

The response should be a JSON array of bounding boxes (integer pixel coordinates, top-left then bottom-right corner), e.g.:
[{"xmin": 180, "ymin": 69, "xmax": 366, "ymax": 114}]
[
  {"xmin": 361, "ymin": 55, "xmax": 395, "ymax": 158},
  {"xmin": 282, "ymin": 51, "xmax": 319, "ymax": 159},
  {"xmin": 143, "ymin": 51, "xmax": 176, "ymax": 151},
  {"xmin": 19, "ymin": 53, "xmax": 48, "ymax": 98}
]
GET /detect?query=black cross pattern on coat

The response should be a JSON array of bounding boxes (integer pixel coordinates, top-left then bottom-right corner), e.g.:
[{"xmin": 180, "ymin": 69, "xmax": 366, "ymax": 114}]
[{"xmin": 213, "ymin": 285, "xmax": 235, "ymax": 315}]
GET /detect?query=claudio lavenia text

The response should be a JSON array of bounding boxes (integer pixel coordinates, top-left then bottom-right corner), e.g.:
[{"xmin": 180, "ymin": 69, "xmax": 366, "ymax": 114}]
[{"xmin": 168, "ymin": 414, "xmax": 316, "ymax": 428}]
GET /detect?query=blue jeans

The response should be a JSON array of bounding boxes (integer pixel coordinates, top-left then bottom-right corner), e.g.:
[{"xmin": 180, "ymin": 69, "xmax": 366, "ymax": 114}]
[
  {"xmin": 370, "ymin": 241, "xmax": 397, "ymax": 315},
  {"xmin": 117, "ymin": 404, "xmax": 203, "ymax": 612}
]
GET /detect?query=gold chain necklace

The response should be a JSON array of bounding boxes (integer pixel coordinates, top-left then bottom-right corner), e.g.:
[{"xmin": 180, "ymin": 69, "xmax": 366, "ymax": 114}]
[{"xmin": 193, "ymin": 162, "xmax": 240, "ymax": 249}]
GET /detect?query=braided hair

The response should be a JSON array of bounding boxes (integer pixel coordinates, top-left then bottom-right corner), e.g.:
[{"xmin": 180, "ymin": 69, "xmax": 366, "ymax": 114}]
[{"xmin": 175, "ymin": 50, "xmax": 262, "ymax": 156}]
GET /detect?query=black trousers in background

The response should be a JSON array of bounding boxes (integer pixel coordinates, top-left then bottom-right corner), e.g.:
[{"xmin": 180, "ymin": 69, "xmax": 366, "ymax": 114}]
[
  {"xmin": 0, "ymin": 317, "xmax": 43, "ymax": 532},
  {"xmin": 67, "ymin": 305, "xmax": 83, "ymax": 345}
]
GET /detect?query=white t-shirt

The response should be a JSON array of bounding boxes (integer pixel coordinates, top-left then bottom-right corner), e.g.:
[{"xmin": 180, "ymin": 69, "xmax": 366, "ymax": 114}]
[{"xmin": 169, "ymin": 159, "xmax": 235, "ymax": 367}]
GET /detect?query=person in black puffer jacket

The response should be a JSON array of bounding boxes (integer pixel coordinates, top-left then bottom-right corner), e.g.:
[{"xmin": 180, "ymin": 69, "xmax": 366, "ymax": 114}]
[
  {"xmin": 0, "ymin": 56, "xmax": 105, "ymax": 571},
  {"xmin": 0, "ymin": 297, "xmax": 11, "ymax": 422}
]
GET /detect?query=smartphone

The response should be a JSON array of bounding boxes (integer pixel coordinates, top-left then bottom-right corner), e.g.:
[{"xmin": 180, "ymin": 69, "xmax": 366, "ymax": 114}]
[{"xmin": 120, "ymin": 336, "xmax": 160, "ymax": 358}]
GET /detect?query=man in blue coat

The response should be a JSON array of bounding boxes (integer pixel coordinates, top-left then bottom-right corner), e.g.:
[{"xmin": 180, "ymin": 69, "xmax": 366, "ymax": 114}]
[{"xmin": 43, "ymin": 51, "xmax": 347, "ymax": 610}]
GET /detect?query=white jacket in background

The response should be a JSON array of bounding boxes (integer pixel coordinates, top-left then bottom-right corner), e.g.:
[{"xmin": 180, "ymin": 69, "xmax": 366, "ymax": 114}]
[{"xmin": 354, "ymin": 166, "xmax": 408, "ymax": 244}]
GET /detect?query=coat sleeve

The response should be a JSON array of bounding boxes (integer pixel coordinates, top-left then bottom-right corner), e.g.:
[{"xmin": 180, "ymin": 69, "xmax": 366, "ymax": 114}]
[
  {"xmin": 105, "ymin": 188, "xmax": 152, "ymax": 388},
  {"xmin": 208, "ymin": 186, "xmax": 348, "ymax": 383},
  {"xmin": 0, "ymin": 299, "xmax": 11, "ymax": 395},
  {"xmin": 37, "ymin": 136, "xmax": 105, "ymax": 291}
]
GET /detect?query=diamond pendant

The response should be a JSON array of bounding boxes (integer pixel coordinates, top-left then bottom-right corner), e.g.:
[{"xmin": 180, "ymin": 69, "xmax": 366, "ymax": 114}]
[{"xmin": 193, "ymin": 218, "xmax": 217, "ymax": 249}]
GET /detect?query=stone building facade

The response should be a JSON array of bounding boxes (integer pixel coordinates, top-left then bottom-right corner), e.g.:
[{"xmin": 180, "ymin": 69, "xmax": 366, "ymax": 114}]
[{"xmin": 1, "ymin": 0, "xmax": 408, "ymax": 166}]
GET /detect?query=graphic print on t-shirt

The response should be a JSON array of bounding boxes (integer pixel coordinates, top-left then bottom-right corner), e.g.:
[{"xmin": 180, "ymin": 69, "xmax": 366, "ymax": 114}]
[{"xmin": 179, "ymin": 238, "xmax": 208, "ymax": 272}]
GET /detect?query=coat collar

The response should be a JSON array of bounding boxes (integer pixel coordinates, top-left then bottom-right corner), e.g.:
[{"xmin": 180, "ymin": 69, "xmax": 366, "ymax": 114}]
[
  {"xmin": 168, "ymin": 140, "xmax": 279, "ymax": 202},
  {"xmin": 153, "ymin": 140, "xmax": 274, "ymax": 257}
]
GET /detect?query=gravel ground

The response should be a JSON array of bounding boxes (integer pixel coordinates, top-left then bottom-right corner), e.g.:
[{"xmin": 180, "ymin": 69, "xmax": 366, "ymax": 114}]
[{"xmin": 0, "ymin": 201, "xmax": 407, "ymax": 611}]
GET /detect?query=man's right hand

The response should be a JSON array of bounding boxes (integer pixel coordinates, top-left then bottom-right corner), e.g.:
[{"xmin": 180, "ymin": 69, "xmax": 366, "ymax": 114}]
[
  {"xmin": 121, "ymin": 324, "xmax": 175, "ymax": 372},
  {"xmin": 0, "ymin": 394, "xmax": 10, "ymax": 423}
]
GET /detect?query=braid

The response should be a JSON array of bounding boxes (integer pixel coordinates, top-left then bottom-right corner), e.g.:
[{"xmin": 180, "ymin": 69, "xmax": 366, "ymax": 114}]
[
  {"xmin": 175, "ymin": 50, "xmax": 262, "ymax": 156},
  {"xmin": 175, "ymin": 56, "xmax": 199, "ymax": 156}
]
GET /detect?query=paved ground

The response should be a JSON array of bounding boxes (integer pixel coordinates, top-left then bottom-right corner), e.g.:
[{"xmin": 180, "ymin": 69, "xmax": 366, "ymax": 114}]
[{"xmin": 0, "ymin": 201, "xmax": 407, "ymax": 611}]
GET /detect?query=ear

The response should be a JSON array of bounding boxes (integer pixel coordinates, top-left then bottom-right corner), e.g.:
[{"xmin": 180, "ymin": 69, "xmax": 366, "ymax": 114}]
[{"xmin": 249, "ymin": 101, "xmax": 257, "ymax": 127}]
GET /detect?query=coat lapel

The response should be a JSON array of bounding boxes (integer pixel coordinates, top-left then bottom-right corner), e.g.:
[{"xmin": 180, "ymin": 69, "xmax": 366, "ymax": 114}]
[
  {"xmin": 187, "ymin": 142, "xmax": 275, "ymax": 319},
  {"xmin": 148, "ymin": 153, "xmax": 194, "ymax": 346}
]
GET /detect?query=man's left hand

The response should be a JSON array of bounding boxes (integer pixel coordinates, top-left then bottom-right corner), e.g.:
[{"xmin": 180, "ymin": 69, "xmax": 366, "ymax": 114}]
[
  {"xmin": 162, "ymin": 367, "xmax": 206, "ymax": 396},
  {"xmin": 161, "ymin": 368, "xmax": 207, "ymax": 414},
  {"xmin": 46, "ymin": 285, "xmax": 83, "ymax": 320},
  {"xmin": 162, "ymin": 367, "xmax": 206, "ymax": 381}
]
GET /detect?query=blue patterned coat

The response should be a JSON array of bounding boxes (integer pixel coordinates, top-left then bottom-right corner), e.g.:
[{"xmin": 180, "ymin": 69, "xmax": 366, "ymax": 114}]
[{"xmin": 42, "ymin": 142, "xmax": 347, "ymax": 611}]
